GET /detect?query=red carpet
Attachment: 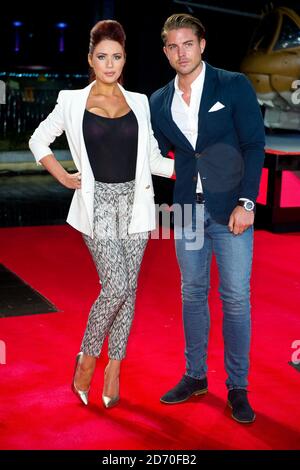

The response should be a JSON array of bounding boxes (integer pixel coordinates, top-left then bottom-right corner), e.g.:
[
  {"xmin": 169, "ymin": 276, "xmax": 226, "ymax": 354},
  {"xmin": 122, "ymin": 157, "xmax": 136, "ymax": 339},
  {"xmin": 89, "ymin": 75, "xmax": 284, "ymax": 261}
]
[{"xmin": 0, "ymin": 225, "xmax": 299, "ymax": 450}]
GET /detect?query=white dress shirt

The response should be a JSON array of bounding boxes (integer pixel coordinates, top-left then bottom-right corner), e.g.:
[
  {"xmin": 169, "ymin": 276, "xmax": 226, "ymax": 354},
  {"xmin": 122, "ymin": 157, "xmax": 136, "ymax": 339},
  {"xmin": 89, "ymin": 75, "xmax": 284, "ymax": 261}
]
[{"xmin": 171, "ymin": 61, "xmax": 206, "ymax": 193}]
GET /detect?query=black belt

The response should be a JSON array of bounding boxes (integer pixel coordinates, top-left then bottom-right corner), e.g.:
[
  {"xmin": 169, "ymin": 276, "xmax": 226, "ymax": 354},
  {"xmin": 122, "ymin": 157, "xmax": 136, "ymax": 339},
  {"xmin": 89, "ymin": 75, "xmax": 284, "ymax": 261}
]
[{"xmin": 196, "ymin": 192, "xmax": 205, "ymax": 204}]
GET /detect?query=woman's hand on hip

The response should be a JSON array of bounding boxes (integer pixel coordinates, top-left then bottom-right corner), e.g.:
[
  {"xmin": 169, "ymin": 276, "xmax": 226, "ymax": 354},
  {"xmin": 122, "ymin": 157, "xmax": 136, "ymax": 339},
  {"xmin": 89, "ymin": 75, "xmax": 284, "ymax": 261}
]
[{"xmin": 62, "ymin": 171, "xmax": 82, "ymax": 189}]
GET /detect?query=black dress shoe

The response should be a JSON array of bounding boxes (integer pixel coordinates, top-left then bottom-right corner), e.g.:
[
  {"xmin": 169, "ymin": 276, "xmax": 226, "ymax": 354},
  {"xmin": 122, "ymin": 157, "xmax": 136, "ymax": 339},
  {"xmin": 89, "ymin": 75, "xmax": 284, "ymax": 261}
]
[
  {"xmin": 160, "ymin": 375, "xmax": 208, "ymax": 404},
  {"xmin": 228, "ymin": 389, "xmax": 256, "ymax": 423}
]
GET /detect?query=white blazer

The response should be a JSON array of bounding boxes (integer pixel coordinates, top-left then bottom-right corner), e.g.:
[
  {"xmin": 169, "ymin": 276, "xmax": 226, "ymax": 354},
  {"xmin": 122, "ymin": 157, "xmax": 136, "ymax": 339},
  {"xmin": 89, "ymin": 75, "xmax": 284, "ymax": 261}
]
[{"xmin": 29, "ymin": 82, "xmax": 174, "ymax": 238}]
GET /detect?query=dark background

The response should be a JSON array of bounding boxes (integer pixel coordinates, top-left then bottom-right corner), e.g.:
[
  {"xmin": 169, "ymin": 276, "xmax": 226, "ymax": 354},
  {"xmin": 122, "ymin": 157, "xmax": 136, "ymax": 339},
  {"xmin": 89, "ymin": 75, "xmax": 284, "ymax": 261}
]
[{"xmin": 1, "ymin": 0, "xmax": 299, "ymax": 95}]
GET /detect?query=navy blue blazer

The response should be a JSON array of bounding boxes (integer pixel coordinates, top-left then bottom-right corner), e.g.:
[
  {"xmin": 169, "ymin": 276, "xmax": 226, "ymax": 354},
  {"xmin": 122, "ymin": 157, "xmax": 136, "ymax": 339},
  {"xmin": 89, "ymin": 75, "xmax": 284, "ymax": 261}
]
[{"xmin": 150, "ymin": 62, "xmax": 266, "ymax": 224}]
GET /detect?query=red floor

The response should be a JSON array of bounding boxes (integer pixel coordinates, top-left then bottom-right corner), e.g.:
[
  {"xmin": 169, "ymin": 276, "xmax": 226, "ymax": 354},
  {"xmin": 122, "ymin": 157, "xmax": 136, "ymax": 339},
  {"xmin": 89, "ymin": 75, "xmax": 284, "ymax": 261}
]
[{"xmin": 0, "ymin": 224, "xmax": 300, "ymax": 450}]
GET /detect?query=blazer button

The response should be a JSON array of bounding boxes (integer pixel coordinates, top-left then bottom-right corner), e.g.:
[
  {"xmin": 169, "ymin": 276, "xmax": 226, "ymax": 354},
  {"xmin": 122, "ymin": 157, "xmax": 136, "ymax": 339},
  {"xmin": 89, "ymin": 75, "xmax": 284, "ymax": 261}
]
[
  {"xmin": 192, "ymin": 176, "xmax": 197, "ymax": 181},
  {"xmin": 195, "ymin": 152, "xmax": 202, "ymax": 159},
  {"xmin": 145, "ymin": 185, "xmax": 150, "ymax": 189}
]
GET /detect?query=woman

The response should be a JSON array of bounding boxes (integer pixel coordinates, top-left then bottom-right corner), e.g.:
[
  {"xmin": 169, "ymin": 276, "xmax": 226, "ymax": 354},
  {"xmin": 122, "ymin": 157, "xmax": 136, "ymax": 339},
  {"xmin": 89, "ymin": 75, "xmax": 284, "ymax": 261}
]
[{"xmin": 29, "ymin": 20, "xmax": 174, "ymax": 408}]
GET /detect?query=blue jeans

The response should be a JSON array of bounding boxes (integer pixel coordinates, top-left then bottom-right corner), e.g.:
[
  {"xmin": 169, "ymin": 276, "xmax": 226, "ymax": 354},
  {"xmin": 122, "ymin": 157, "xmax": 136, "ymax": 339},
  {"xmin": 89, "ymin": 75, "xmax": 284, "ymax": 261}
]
[{"xmin": 175, "ymin": 205, "xmax": 253, "ymax": 390}]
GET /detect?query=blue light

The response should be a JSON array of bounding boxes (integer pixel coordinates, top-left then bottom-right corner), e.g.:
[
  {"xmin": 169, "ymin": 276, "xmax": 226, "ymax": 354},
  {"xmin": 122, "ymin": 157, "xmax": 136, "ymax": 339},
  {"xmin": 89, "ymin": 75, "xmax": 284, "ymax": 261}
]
[
  {"xmin": 13, "ymin": 22, "xmax": 23, "ymax": 52},
  {"xmin": 56, "ymin": 22, "xmax": 68, "ymax": 29},
  {"xmin": 56, "ymin": 23, "xmax": 68, "ymax": 53}
]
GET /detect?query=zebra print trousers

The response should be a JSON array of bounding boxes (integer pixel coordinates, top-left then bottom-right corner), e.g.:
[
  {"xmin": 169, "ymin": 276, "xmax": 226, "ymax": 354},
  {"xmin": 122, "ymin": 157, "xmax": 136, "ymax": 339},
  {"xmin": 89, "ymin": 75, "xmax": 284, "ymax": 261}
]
[{"xmin": 81, "ymin": 180, "xmax": 149, "ymax": 360}]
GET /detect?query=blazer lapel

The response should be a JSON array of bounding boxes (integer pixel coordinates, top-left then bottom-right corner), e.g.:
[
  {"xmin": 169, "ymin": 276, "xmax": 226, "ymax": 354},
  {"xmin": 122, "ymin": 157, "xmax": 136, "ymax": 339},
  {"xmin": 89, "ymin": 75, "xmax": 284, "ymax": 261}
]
[
  {"xmin": 160, "ymin": 80, "xmax": 194, "ymax": 151},
  {"xmin": 76, "ymin": 82, "xmax": 95, "ymax": 193},
  {"xmin": 76, "ymin": 81, "xmax": 94, "ymax": 140},
  {"xmin": 196, "ymin": 63, "xmax": 218, "ymax": 149},
  {"xmin": 118, "ymin": 84, "xmax": 149, "ymax": 184}
]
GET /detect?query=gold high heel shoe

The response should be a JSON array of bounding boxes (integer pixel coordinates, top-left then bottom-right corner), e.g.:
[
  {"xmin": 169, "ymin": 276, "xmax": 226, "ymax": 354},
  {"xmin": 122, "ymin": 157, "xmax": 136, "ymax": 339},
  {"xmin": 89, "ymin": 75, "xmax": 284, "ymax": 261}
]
[
  {"xmin": 102, "ymin": 394, "xmax": 120, "ymax": 408},
  {"xmin": 71, "ymin": 352, "xmax": 89, "ymax": 406},
  {"xmin": 102, "ymin": 366, "xmax": 120, "ymax": 408}
]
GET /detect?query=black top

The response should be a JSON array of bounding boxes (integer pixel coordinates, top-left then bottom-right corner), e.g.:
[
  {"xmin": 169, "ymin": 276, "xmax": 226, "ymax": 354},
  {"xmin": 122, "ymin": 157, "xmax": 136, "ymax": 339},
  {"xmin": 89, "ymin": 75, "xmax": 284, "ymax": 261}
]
[{"xmin": 83, "ymin": 109, "xmax": 138, "ymax": 183}]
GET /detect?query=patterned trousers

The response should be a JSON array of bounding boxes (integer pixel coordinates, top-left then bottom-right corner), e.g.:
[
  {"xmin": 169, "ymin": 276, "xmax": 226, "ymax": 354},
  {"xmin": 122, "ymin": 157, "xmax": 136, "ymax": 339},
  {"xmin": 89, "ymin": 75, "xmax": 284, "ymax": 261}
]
[{"xmin": 81, "ymin": 180, "xmax": 149, "ymax": 360}]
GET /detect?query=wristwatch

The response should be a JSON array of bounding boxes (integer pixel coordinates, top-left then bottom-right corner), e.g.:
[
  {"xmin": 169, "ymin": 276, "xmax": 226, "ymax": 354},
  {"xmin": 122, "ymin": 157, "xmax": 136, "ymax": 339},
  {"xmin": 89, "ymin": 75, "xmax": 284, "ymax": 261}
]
[{"xmin": 238, "ymin": 199, "xmax": 255, "ymax": 211}]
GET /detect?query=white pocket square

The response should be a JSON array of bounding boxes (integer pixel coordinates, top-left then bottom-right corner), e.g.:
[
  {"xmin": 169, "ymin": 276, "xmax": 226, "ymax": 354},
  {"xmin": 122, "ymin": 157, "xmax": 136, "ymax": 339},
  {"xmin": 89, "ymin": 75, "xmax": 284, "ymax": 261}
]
[{"xmin": 208, "ymin": 101, "xmax": 225, "ymax": 112}]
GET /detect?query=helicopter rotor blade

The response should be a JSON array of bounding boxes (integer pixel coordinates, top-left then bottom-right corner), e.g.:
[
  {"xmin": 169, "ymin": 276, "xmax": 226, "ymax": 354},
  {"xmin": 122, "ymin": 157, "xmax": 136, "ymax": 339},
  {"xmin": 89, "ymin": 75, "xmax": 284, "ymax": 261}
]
[{"xmin": 173, "ymin": 1, "xmax": 263, "ymax": 19}]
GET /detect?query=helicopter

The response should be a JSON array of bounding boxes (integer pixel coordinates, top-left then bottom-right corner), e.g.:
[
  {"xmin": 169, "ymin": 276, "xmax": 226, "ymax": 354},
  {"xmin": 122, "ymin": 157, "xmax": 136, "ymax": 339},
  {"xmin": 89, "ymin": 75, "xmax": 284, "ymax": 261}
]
[
  {"xmin": 173, "ymin": 1, "xmax": 300, "ymax": 131},
  {"xmin": 240, "ymin": 6, "xmax": 300, "ymax": 131}
]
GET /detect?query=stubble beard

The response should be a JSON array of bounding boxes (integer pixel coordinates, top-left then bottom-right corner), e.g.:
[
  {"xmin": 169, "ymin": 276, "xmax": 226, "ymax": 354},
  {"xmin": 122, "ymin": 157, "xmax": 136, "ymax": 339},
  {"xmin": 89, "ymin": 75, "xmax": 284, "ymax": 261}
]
[{"xmin": 176, "ymin": 58, "xmax": 202, "ymax": 78}]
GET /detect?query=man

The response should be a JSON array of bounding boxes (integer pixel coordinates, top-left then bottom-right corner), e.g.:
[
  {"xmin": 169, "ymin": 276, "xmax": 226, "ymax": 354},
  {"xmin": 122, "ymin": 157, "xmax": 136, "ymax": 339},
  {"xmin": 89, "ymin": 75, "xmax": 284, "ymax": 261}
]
[{"xmin": 150, "ymin": 13, "xmax": 265, "ymax": 423}]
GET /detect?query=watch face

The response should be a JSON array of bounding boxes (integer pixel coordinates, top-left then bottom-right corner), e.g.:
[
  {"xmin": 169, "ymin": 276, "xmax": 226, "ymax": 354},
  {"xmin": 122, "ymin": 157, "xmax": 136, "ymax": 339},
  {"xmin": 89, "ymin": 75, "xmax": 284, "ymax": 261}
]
[{"xmin": 245, "ymin": 201, "xmax": 254, "ymax": 211}]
